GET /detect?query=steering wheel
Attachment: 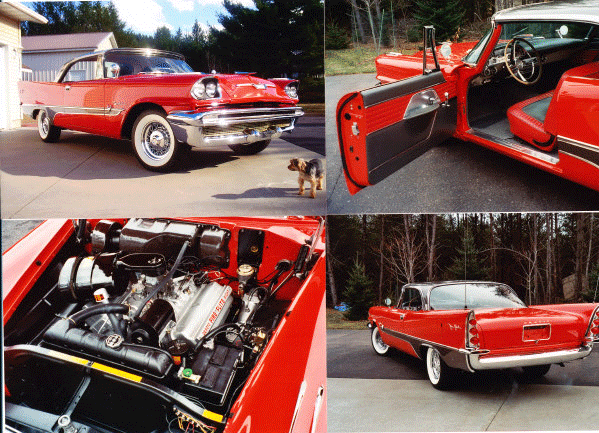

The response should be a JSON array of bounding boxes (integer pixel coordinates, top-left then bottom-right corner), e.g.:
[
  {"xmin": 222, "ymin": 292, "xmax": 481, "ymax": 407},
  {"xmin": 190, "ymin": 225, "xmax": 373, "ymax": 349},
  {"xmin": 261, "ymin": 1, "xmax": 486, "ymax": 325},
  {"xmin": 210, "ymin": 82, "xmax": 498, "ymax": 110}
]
[{"xmin": 503, "ymin": 37, "xmax": 542, "ymax": 85}]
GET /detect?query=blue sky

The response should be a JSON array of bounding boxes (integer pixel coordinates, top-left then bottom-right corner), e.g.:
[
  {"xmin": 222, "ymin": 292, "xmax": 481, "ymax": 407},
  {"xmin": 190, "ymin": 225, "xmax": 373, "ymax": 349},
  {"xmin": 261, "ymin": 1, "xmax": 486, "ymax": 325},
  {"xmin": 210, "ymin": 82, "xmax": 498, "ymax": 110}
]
[{"xmin": 23, "ymin": 0, "xmax": 255, "ymax": 35}]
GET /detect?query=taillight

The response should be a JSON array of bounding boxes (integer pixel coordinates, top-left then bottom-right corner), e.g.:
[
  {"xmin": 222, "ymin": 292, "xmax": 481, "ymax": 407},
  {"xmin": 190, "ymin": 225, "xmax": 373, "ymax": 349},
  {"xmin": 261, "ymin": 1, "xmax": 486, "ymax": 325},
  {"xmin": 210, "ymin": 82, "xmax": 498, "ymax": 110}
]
[
  {"xmin": 466, "ymin": 310, "xmax": 480, "ymax": 350},
  {"xmin": 587, "ymin": 307, "xmax": 599, "ymax": 340}
]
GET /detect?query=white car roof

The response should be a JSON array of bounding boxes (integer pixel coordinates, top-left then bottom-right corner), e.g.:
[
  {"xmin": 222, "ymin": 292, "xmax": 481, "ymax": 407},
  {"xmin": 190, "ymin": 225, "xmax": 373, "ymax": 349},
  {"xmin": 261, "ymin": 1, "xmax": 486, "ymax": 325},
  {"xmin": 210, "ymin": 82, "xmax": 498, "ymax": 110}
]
[{"xmin": 493, "ymin": 0, "xmax": 599, "ymax": 25}]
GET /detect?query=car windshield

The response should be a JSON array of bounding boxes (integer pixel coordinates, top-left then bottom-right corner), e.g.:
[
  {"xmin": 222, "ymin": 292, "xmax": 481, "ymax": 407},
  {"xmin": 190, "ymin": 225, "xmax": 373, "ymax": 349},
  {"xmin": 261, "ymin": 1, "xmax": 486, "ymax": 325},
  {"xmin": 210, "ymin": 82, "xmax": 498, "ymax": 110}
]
[
  {"xmin": 104, "ymin": 52, "xmax": 194, "ymax": 77},
  {"xmin": 429, "ymin": 282, "xmax": 526, "ymax": 310},
  {"xmin": 497, "ymin": 21, "xmax": 594, "ymax": 50}
]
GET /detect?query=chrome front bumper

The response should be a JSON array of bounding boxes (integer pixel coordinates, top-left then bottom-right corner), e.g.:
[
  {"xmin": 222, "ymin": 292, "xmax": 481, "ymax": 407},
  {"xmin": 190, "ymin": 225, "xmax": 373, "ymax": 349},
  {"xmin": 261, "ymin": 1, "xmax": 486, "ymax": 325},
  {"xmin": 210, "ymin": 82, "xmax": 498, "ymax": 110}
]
[
  {"xmin": 465, "ymin": 344, "xmax": 593, "ymax": 371},
  {"xmin": 167, "ymin": 106, "xmax": 304, "ymax": 148}
]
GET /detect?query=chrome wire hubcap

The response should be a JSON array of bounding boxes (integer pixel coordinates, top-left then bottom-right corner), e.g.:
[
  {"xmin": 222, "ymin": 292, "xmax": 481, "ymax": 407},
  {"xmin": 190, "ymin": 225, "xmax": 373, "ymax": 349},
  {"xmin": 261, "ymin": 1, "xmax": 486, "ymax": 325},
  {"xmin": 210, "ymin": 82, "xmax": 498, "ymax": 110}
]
[
  {"xmin": 431, "ymin": 350, "xmax": 441, "ymax": 380},
  {"xmin": 40, "ymin": 113, "xmax": 49, "ymax": 136},
  {"xmin": 142, "ymin": 122, "xmax": 171, "ymax": 160}
]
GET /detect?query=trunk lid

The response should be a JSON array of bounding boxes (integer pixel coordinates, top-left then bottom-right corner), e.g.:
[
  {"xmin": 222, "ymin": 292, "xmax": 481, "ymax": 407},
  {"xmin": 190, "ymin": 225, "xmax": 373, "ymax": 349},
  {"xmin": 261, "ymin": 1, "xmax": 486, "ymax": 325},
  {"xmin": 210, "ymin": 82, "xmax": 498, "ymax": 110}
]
[{"xmin": 475, "ymin": 307, "xmax": 587, "ymax": 352}]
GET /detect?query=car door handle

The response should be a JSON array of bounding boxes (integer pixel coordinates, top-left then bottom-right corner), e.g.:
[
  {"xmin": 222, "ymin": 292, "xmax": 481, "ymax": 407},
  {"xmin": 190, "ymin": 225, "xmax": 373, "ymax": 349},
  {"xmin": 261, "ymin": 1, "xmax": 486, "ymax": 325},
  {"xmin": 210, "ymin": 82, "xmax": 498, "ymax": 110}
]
[
  {"xmin": 65, "ymin": 85, "xmax": 71, "ymax": 91},
  {"xmin": 441, "ymin": 92, "xmax": 450, "ymax": 107},
  {"xmin": 403, "ymin": 89, "xmax": 440, "ymax": 120}
]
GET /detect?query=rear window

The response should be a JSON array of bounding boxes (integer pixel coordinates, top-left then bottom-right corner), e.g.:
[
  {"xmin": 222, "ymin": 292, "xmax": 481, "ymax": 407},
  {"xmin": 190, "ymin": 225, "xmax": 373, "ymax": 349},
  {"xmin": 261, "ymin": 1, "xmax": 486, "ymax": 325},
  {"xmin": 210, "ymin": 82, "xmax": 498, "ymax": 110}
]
[{"xmin": 430, "ymin": 283, "xmax": 525, "ymax": 310}]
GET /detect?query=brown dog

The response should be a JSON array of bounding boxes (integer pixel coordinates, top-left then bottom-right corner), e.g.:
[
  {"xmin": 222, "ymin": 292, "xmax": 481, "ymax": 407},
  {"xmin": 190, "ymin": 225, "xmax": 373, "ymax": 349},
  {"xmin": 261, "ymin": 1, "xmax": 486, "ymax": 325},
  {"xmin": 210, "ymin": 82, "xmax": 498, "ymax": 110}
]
[{"xmin": 288, "ymin": 158, "xmax": 324, "ymax": 198}]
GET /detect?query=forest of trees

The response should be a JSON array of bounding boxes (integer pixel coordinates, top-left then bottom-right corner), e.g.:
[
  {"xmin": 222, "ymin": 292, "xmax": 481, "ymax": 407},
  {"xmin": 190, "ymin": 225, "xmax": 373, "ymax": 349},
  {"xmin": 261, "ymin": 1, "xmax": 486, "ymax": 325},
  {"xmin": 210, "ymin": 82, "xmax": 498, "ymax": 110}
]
[
  {"xmin": 21, "ymin": 0, "xmax": 324, "ymax": 102},
  {"xmin": 328, "ymin": 214, "xmax": 599, "ymax": 319},
  {"xmin": 325, "ymin": 0, "xmax": 548, "ymax": 50}
]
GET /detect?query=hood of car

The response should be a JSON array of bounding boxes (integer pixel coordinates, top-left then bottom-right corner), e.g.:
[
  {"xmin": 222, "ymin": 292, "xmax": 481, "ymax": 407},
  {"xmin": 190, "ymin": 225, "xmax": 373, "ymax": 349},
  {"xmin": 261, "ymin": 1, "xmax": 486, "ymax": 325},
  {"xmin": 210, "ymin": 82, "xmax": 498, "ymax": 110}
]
[{"xmin": 117, "ymin": 72, "xmax": 296, "ymax": 103}]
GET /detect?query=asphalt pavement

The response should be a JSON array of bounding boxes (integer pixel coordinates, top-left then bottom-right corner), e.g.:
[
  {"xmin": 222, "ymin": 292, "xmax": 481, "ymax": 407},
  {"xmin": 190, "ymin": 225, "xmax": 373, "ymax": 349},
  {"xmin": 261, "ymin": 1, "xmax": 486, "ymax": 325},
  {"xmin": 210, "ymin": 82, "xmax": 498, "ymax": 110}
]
[
  {"xmin": 326, "ymin": 74, "xmax": 599, "ymax": 213},
  {"xmin": 327, "ymin": 329, "xmax": 599, "ymax": 431},
  {"xmin": 1, "ymin": 219, "xmax": 43, "ymax": 253},
  {"xmin": 0, "ymin": 115, "xmax": 325, "ymax": 219}
]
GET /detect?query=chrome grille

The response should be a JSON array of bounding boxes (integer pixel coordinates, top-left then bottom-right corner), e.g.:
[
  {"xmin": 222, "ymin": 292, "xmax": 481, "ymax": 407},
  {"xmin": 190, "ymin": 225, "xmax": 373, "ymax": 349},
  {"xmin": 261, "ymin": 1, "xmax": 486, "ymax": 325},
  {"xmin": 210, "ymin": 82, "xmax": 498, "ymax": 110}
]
[{"xmin": 203, "ymin": 120, "xmax": 293, "ymax": 137}]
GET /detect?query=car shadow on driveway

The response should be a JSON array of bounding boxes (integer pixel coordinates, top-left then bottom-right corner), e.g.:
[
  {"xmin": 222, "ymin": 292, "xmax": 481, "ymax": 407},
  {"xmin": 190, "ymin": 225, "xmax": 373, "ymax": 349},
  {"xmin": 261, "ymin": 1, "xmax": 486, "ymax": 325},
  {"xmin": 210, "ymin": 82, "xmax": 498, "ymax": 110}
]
[
  {"xmin": 213, "ymin": 187, "xmax": 305, "ymax": 199},
  {"xmin": 0, "ymin": 130, "xmax": 248, "ymax": 180}
]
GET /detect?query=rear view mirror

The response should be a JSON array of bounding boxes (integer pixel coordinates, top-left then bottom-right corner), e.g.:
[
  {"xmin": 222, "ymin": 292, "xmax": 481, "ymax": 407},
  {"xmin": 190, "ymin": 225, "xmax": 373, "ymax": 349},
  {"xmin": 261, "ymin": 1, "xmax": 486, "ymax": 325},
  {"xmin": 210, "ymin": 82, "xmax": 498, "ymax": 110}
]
[{"xmin": 384, "ymin": 298, "xmax": 392, "ymax": 306}]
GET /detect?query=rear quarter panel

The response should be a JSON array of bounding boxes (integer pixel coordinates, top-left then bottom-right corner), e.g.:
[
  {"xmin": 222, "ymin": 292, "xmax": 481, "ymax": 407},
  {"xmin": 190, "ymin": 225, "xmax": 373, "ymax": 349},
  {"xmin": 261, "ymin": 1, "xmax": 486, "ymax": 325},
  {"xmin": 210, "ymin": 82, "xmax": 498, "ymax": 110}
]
[
  {"xmin": 545, "ymin": 62, "xmax": 599, "ymax": 145},
  {"xmin": 18, "ymin": 81, "xmax": 64, "ymax": 115},
  {"xmin": 369, "ymin": 307, "xmax": 469, "ymax": 358}
]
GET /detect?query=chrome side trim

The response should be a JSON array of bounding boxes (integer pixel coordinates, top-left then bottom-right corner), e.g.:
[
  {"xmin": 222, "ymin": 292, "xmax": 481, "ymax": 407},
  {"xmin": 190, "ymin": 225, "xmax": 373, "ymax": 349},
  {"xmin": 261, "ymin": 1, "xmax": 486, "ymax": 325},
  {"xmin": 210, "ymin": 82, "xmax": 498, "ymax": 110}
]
[
  {"xmin": 288, "ymin": 381, "xmax": 307, "ymax": 433},
  {"xmin": 468, "ymin": 345, "xmax": 593, "ymax": 370},
  {"xmin": 21, "ymin": 103, "xmax": 124, "ymax": 117},
  {"xmin": 559, "ymin": 151, "xmax": 599, "ymax": 171},
  {"xmin": 559, "ymin": 136, "xmax": 599, "ymax": 154},
  {"xmin": 558, "ymin": 136, "xmax": 599, "ymax": 171},
  {"xmin": 310, "ymin": 385, "xmax": 325, "ymax": 433}
]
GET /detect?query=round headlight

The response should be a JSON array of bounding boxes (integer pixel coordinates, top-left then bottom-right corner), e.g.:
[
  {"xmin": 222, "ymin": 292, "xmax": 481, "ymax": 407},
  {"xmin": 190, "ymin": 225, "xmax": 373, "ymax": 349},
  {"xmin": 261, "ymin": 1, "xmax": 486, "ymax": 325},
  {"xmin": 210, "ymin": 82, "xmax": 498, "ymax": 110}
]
[
  {"xmin": 191, "ymin": 81, "xmax": 205, "ymax": 99},
  {"xmin": 285, "ymin": 84, "xmax": 298, "ymax": 99},
  {"xmin": 205, "ymin": 81, "xmax": 218, "ymax": 98}
]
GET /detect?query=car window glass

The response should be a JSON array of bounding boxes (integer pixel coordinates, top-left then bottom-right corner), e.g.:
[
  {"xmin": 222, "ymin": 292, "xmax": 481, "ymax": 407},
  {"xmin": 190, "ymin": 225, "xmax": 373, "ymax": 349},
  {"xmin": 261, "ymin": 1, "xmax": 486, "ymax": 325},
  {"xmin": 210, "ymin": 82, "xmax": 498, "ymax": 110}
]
[
  {"xmin": 463, "ymin": 28, "xmax": 492, "ymax": 64},
  {"xmin": 63, "ymin": 58, "xmax": 99, "ymax": 82},
  {"xmin": 104, "ymin": 53, "xmax": 194, "ymax": 76},
  {"xmin": 400, "ymin": 288, "xmax": 422, "ymax": 311},
  {"xmin": 430, "ymin": 283, "xmax": 526, "ymax": 310},
  {"xmin": 105, "ymin": 61, "xmax": 120, "ymax": 78},
  {"xmin": 499, "ymin": 22, "xmax": 593, "ymax": 41}
]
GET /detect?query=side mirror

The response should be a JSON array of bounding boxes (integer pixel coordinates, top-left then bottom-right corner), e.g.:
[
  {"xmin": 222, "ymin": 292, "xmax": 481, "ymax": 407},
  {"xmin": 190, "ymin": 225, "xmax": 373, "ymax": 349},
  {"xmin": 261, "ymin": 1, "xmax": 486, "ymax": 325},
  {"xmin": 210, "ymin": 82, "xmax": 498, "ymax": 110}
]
[
  {"xmin": 109, "ymin": 63, "xmax": 120, "ymax": 78},
  {"xmin": 384, "ymin": 298, "xmax": 392, "ymax": 306},
  {"xmin": 440, "ymin": 42, "xmax": 452, "ymax": 59}
]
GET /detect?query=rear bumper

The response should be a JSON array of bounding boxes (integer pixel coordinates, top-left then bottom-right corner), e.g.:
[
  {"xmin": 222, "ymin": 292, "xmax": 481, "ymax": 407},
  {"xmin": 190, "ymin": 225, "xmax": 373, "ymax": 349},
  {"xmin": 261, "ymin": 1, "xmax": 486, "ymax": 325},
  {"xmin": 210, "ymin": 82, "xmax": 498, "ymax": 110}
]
[
  {"xmin": 465, "ymin": 344, "xmax": 593, "ymax": 371},
  {"xmin": 167, "ymin": 106, "xmax": 304, "ymax": 148}
]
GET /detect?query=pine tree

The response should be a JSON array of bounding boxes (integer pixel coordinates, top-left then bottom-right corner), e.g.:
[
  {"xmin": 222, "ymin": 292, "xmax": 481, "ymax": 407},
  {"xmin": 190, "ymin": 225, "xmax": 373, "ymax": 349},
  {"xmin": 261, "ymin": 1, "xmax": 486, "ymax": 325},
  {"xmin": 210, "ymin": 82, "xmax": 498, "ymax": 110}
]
[
  {"xmin": 447, "ymin": 228, "xmax": 488, "ymax": 280},
  {"xmin": 343, "ymin": 259, "xmax": 375, "ymax": 321},
  {"xmin": 412, "ymin": 0, "xmax": 464, "ymax": 42}
]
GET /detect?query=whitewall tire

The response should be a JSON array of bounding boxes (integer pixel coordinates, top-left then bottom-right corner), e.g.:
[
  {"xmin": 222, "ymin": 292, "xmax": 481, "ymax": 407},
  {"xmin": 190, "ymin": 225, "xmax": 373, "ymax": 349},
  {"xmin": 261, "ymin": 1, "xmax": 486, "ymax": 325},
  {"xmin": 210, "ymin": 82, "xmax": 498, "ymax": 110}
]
[
  {"xmin": 37, "ymin": 109, "xmax": 61, "ymax": 142},
  {"xmin": 426, "ymin": 346, "xmax": 454, "ymax": 389},
  {"xmin": 132, "ymin": 110, "xmax": 180, "ymax": 171},
  {"xmin": 371, "ymin": 325, "xmax": 389, "ymax": 356}
]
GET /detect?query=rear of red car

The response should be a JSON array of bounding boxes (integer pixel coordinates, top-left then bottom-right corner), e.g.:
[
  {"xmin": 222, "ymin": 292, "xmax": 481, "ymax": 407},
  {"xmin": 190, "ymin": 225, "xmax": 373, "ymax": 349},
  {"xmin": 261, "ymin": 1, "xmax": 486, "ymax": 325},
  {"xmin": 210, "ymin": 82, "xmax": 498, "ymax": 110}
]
[{"xmin": 465, "ymin": 304, "xmax": 599, "ymax": 371}]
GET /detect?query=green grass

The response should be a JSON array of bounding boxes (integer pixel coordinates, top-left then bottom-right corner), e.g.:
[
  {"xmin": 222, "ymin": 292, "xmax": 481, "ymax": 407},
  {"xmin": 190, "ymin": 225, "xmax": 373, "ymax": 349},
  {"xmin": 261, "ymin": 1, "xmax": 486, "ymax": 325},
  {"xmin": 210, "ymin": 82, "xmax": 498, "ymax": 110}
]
[
  {"xmin": 326, "ymin": 308, "xmax": 368, "ymax": 329},
  {"xmin": 325, "ymin": 43, "xmax": 419, "ymax": 76},
  {"xmin": 325, "ymin": 45, "xmax": 381, "ymax": 76}
]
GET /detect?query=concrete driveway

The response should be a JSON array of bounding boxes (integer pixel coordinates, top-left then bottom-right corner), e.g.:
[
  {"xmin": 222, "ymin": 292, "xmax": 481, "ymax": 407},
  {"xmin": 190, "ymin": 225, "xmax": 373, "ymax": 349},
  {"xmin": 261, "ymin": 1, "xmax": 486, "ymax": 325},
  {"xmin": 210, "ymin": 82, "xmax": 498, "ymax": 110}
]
[
  {"xmin": 326, "ymin": 74, "xmax": 599, "ymax": 213},
  {"xmin": 327, "ymin": 329, "xmax": 599, "ymax": 431},
  {"xmin": 1, "ymin": 115, "xmax": 325, "ymax": 218}
]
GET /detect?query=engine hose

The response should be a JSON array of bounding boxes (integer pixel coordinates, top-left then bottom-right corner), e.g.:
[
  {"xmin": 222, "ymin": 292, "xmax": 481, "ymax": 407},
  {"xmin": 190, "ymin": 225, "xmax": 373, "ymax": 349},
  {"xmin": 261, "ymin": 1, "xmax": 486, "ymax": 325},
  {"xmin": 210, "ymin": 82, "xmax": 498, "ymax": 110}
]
[
  {"xmin": 193, "ymin": 322, "xmax": 242, "ymax": 353},
  {"xmin": 68, "ymin": 303, "xmax": 129, "ymax": 327},
  {"xmin": 107, "ymin": 313, "xmax": 124, "ymax": 337},
  {"xmin": 132, "ymin": 241, "xmax": 189, "ymax": 320}
]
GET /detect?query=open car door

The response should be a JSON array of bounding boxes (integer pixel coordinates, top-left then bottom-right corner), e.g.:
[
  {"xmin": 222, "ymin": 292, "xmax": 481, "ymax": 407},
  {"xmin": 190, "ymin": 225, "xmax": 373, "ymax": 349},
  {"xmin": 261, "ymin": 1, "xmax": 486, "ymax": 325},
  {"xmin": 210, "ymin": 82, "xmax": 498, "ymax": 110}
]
[{"xmin": 337, "ymin": 27, "xmax": 458, "ymax": 195}]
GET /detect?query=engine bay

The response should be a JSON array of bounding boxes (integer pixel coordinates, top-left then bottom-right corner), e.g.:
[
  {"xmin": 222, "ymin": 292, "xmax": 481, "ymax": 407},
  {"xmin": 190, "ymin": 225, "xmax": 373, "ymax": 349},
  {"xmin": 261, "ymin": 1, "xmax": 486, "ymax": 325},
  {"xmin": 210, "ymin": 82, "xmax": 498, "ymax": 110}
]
[{"xmin": 4, "ymin": 218, "xmax": 323, "ymax": 433}]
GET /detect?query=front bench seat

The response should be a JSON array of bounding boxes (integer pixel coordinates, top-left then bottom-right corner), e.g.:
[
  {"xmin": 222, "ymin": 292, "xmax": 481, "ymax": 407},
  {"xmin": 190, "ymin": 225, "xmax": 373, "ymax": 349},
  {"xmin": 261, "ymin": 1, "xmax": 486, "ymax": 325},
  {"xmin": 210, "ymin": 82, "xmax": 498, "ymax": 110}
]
[{"xmin": 506, "ymin": 91, "xmax": 555, "ymax": 151}]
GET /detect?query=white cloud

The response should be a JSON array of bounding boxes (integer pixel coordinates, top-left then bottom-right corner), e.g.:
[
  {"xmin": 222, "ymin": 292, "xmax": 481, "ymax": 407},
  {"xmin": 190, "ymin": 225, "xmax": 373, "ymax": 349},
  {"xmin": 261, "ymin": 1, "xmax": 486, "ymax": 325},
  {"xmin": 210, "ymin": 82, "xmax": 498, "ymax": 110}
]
[
  {"xmin": 196, "ymin": 0, "xmax": 254, "ymax": 7},
  {"xmin": 169, "ymin": 0, "xmax": 195, "ymax": 11},
  {"xmin": 111, "ymin": 0, "xmax": 173, "ymax": 35}
]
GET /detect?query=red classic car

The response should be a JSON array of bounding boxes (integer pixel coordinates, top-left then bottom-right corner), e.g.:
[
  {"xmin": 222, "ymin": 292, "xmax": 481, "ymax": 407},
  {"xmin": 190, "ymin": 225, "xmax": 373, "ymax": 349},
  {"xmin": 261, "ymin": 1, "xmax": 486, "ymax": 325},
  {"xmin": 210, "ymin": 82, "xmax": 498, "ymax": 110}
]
[
  {"xmin": 337, "ymin": 0, "xmax": 599, "ymax": 194},
  {"xmin": 3, "ymin": 217, "xmax": 326, "ymax": 432},
  {"xmin": 368, "ymin": 281, "xmax": 599, "ymax": 389},
  {"xmin": 19, "ymin": 48, "xmax": 304, "ymax": 171}
]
